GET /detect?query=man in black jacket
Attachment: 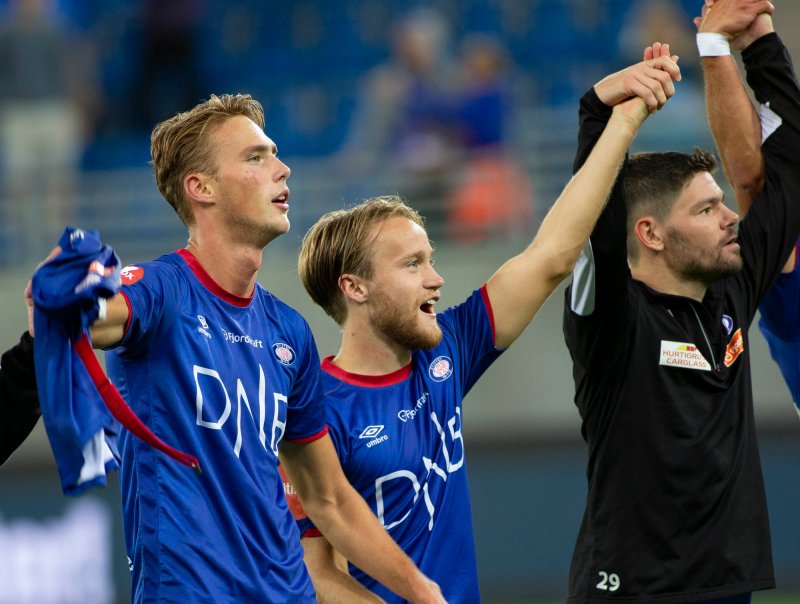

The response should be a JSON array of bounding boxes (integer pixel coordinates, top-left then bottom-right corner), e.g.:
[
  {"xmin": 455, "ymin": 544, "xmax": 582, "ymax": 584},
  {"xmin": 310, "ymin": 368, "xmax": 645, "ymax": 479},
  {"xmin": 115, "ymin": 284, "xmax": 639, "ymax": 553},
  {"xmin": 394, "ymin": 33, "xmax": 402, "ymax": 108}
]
[
  {"xmin": 0, "ymin": 282, "xmax": 40, "ymax": 465},
  {"xmin": 563, "ymin": 1, "xmax": 798, "ymax": 602}
]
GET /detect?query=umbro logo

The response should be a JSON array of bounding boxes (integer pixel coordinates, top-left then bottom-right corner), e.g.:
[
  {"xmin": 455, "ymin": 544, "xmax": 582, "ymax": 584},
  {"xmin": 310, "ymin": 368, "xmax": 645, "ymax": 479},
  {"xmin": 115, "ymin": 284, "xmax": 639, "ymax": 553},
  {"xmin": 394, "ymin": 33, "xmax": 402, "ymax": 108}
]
[
  {"xmin": 359, "ymin": 425, "xmax": 388, "ymax": 448},
  {"xmin": 359, "ymin": 425, "xmax": 384, "ymax": 439}
]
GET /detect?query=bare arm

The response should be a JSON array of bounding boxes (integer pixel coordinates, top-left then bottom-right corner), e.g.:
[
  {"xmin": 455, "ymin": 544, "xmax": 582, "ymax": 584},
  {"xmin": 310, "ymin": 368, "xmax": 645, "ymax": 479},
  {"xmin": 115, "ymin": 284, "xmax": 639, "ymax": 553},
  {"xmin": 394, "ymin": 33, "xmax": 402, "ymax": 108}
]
[
  {"xmin": 302, "ymin": 536, "xmax": 386, "ymax": 603},
  {"xmin": 279, "ymin": 436, "xmax": 444, "ymax": 604},
  {"xmin": 697, "ymin": 0, "xmax": 775, "ymax": 214},
  {"xmin": 485, "ymin": 50, "xmax": 680, "ymax": 349},
  {"xmin": 89, "ymin": 293, "xmax": 130, "ymax": 349}
]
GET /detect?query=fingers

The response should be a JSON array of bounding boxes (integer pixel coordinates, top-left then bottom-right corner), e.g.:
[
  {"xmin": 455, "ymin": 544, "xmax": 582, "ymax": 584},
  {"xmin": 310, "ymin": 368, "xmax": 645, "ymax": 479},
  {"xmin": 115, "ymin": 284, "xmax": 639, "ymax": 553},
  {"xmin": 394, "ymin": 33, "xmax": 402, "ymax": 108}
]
[
  {"xmin": 625, "ymin": 57, "xmax": 680, "ymax": 112},
  {"xmin": 35, "ymin": 246, "xmax": 62, "ymax": 271}
]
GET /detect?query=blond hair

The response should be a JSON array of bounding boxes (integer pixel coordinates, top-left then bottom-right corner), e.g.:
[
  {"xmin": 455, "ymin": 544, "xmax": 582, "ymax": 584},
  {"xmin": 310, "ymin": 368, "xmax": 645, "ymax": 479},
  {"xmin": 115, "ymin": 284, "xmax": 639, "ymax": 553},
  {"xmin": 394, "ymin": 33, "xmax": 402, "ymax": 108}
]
[
  {"xmin": 151, "ymin": 93, "xmax": 265, "ymax": 225},
  {"xmin": 299, "ymin": 196, "xmax": 425, "ymax": 324}
]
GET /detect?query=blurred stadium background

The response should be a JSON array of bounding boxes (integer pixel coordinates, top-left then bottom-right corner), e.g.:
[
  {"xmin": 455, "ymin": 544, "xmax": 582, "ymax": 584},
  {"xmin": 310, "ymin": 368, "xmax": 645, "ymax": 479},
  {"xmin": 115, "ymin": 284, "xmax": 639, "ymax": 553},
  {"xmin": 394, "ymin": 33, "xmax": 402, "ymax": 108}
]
[{"xmin": 1, "ymin": 0, "xmax": 799, "ymax": 602}]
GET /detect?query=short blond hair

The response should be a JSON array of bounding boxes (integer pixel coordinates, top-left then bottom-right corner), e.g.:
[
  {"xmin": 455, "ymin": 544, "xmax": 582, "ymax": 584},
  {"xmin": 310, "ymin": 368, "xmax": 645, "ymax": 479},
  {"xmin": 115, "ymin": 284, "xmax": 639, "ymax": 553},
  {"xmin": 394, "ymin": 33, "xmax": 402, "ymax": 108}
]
[
  {"xmin": 298, "ymin": 196, "xmax": 425, "ymax": 325},
  {"xmin": 151, "ymin": 94, "xmax": 265, "ymax": 225}
]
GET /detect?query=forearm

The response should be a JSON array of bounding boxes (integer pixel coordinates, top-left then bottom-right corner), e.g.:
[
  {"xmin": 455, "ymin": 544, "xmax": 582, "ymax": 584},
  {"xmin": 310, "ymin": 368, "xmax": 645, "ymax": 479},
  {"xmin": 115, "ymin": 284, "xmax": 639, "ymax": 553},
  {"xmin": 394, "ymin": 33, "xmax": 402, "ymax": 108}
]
[
  {"xmin": 573, "ymin": 88, "xmax": 614, "ymax": 173},
  {"xmin": 537, "ymin": 106, "xmax": 642, "ymax": 267},
  {"xmin": 303, "ymin": 538, "xmax": 385, "ymax": 604},
  {"xmin": 703, "ymin": 55, "xmax": 763, "ymax": 214},
  {"xmin": 305, "ymin": 487, "xmax": 430, "ymax": 603},
  {"xmin": 89, "ymin": 293, "xmax": 129, "ymax": 349},
  {"xmin": 486, "ymin": 105, "xmax": 641, "ymax": 348}
]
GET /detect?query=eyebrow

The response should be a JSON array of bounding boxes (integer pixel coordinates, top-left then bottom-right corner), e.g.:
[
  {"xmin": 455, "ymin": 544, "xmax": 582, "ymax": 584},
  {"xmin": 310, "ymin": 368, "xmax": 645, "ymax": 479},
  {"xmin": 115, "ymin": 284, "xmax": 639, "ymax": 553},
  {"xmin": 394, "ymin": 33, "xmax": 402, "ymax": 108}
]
[
  {"xmin": 690, "ymin": 193, "xmax": 725, "ymax": 212},
  {"xmin": 242, "ymin": 143, "xmax": 278, "ymax": 156}
]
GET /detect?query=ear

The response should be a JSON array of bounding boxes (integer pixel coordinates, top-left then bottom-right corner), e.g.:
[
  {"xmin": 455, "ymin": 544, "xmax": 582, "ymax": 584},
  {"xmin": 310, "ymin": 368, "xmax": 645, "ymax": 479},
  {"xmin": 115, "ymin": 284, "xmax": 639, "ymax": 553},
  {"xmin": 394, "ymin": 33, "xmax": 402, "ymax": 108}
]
[
  {"xmin": 339, "ymin": 274, "xmax": 369, "ymax": 304},
  {"xmin": 184, "ymin": 172, "xmax": 215, "ymax": 207},
  {"xmin": 634, "ymin": 216, "xmax": 665, "ymax": 253}
]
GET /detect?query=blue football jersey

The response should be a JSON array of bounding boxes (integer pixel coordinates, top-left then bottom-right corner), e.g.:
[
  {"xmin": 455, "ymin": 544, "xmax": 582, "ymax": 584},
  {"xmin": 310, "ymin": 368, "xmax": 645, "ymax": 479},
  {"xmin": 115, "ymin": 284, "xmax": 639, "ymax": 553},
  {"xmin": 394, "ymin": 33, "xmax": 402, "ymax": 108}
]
[
  {"xmin": 301, "ymin": 286, "xmax": 502, "ymax": 603},
  {"xmin": 758, "ymin": 244, "xmax": 800, "ymax": 414},
  {"xmin": 105, "ymin": 249, "xmax": 327, "ymax": 603}
]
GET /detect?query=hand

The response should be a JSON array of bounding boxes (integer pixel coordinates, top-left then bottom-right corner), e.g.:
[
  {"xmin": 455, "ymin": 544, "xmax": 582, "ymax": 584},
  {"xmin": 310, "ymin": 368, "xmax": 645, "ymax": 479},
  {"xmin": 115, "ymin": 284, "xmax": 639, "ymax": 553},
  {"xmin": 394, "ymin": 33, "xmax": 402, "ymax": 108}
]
[
  {"xmin": 410, "ymin": 578, "xmax": 447, "ymax": 604},
  {"xmin": 612, "ymin": 96, "xmax": 650, "ymax": 130},
  {"xmin": 27, "ymin": 246, "xmax": 62, "ymax": 337},
  {"xmin": 694, "ymin": 0, "xmax": 775, "ymax": 50},
  {"xmin": 595, "ymin": 42, "xmax": 680, "ymax": 112}
]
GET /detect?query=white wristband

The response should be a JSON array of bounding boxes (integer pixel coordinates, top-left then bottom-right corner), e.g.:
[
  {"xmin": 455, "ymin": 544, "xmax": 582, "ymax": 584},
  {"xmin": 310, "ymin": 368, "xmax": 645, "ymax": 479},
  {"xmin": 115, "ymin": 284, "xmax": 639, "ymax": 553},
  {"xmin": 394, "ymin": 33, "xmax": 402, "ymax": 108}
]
[
  {"xmin": 697, "ymin": 32, "xmax": 731, "ymax": 57},
  {"xmin": 98, "ymin": 297, "xmax": 107, "ymax": 321}
]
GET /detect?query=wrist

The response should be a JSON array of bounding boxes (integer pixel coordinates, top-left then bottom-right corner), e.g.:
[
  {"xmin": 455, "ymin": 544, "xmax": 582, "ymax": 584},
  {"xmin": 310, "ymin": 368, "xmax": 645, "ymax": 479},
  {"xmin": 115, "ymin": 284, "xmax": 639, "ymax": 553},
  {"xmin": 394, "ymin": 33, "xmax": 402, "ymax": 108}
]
[{"xmin": 697, "ymin": 32, "xmax": 731, "ymax": 57}]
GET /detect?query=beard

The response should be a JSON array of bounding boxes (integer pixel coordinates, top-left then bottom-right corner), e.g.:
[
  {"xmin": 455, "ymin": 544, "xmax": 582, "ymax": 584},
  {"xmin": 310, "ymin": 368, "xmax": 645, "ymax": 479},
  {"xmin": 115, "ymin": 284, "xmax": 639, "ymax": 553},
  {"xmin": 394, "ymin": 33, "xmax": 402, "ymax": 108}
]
[
  {"xmin": 665, "ymin": 226, "xmax": 743, "ymax": 285},
  {"xmin": 369, "ymin": 285, "xmax": 443, "ymax": 352}
]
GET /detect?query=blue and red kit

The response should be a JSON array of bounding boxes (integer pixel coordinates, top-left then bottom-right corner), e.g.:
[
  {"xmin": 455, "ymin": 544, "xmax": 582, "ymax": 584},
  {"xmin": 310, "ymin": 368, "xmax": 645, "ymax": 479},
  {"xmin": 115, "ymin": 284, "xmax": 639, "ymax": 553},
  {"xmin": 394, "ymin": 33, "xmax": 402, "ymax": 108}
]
[
  {"xmin": 297, "ymin": 286, "xmax": 502, "ymax": 603},
  {"xmin": 105, "ymin": 249, "xmax": 327, "ymax": 603}
]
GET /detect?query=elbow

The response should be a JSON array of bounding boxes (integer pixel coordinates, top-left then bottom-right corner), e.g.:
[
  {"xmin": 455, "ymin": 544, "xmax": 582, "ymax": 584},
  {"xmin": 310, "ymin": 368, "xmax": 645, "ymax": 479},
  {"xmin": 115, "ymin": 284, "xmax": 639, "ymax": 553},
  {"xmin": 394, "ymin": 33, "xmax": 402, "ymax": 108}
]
[
  {"xmin": 736, "ymin": 174, "xmax": 766, "ymax": 199},
  {"xmin": 548, "ymin": 246, "xmax": 582, "ymax": 282}
]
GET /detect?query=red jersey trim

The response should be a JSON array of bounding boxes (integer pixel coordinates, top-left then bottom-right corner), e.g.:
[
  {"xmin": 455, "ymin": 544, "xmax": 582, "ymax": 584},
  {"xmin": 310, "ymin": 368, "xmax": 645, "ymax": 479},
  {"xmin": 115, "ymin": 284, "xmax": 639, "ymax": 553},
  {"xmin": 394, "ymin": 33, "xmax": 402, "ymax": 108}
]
[
  {"xmin": 302, "ymin": 528, "xmax": 323, "ymax": 538},
  {"xmin": 480, "ymin": 283, "xmax": 497, "ymax": 346},
  {"xmin": 176, "ymin": 248, "xmax": 254, "ymax": 307},
  {"xmin": 321, "ymin": 356, "xmax": 412, "ymax": 387},
  {"xmin": 284, "ymin": 425, "xmax": 329, "ymax": 444},
  {"xmin": 121, "ymin": 291, "xmax": 133, "ymax": 338}
]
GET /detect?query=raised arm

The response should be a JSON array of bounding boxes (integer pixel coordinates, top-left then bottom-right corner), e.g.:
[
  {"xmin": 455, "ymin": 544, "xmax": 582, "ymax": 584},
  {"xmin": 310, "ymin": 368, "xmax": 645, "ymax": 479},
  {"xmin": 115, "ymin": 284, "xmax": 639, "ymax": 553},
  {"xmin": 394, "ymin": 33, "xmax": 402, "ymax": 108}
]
[
  {"xmin": 697, "ymin": 0, "xmax": 775, "ymax": 215},
  {"xmin": 279, "ymin": 436, "xmax": 444, "ymax": 604},
  {"xmin": 485, "ymin": 49, "xmax": 680, "ymax": 349}
]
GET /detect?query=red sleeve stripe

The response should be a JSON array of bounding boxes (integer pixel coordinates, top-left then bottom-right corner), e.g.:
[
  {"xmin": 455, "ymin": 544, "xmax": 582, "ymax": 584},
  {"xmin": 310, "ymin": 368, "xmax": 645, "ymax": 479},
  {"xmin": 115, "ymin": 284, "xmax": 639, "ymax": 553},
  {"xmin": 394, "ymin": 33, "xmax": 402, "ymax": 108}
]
[
  {"xmin": 284, "ymin": 425, "xmax": 329, "ymax": 444},
  {"xmin": 479, "ymin": 284, "xmax": 497, "ymax": 346},
  {"xmin": 302, "ymin": 528, "xmax": 323, "ymax": 538},
  {"xmin": 121, "ymin": 291, "xmax": 133, "ymax": 338}
]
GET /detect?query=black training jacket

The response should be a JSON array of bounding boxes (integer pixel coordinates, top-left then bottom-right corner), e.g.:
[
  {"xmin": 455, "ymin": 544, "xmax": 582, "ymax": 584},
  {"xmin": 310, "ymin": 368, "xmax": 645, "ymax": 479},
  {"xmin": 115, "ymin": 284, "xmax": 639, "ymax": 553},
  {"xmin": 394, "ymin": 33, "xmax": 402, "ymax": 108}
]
[
  {"xmin": 0, "ymin": 332, "xmax": 40, "ymax": 465},
  {"xmin": 563, "ymin": 33, "xmax": 800, "ymax": 603}
]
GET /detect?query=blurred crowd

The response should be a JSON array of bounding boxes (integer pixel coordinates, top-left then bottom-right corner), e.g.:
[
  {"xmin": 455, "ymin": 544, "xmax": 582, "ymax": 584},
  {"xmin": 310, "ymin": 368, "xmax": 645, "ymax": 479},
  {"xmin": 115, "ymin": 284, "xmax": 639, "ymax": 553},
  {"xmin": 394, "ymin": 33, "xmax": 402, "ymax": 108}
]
[{"xmin": 3, "ymin": 0, "xmax": 795, "ymax": 257}]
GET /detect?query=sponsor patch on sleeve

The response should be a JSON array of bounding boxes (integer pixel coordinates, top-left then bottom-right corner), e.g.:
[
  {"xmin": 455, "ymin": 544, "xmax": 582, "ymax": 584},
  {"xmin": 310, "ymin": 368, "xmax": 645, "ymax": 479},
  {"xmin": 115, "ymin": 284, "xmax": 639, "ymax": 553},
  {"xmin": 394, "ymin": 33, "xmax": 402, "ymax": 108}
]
[
  {"xmin": 724, "ymin": 328, "xmax": 744, "ymax": 368},
  {"xmin": 120, "ymin": 265, "xmax": 144, "ymax": 285},
  {"xmin": 659, "ymin": 340, "xmax": 712, "ymax": 371}
]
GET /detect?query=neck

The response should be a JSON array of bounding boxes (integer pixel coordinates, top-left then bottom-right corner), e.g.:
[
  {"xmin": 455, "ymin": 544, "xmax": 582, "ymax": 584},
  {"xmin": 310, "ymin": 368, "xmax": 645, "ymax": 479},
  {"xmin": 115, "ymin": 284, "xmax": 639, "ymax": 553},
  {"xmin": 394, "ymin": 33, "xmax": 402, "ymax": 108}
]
[
  {"xmin": 186, "ymin": 229, "xmax": 263, "ymax": 297},
  {"xmin": 630, "ymin": 259, "xmax": 707, "ymax": 302},
  {"xmin": 333, "ymin": 318, "xmax": 412, "ymax": 375}
]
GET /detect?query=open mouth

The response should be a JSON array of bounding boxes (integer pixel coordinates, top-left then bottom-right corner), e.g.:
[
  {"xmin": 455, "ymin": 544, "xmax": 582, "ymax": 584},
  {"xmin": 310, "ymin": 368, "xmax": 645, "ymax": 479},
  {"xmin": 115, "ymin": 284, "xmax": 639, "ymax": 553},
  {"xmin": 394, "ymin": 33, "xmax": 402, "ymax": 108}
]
[
  {"xmin": 420, "ymin": 298, "xmax": 438, "ymax": 315},
  {"xmin": 272, "ymin": 189, "xmax": 290, "ymax": 204}
]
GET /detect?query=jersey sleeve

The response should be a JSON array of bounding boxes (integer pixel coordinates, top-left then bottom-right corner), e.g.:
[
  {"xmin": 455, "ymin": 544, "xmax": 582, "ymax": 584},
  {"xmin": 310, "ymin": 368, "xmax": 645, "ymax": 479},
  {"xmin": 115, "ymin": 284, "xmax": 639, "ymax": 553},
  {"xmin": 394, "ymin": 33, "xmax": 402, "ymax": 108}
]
[
  {"xmin": 563, "ymin": 88, "xmax": 632, "ymax": 370},
  {"xmin": 759, "ymin": 246, "xmax": 800, "ymax": 341},
  {"xmin": 758, "ymin": 246, "xmax": 800, "ymax": 412},
  {"xmin": 437, "ymin": 286, "xmax": 503, "ymax": 394},
  {"xmin": 115, "ymin": 261, "xmax": 183, "ymax": 352},
  {"xmin": 736, "ymin": 33, "xmax": 800, "ymax": 315},
  {"xmin": 283, "ymin": 318, "xmax": 328, "ymax": 443}
]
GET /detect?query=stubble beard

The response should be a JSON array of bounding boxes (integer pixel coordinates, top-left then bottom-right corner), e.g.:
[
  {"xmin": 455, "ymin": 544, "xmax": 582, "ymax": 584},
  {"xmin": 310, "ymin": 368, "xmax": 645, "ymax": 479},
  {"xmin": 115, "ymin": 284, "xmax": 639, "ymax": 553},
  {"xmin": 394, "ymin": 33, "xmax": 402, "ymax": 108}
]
[
  {"xmin": 665, "ymin": 227, "xmax": 743, "ymax": 285},
  {"xmin": 369, "ymin": 287, "xmax": 443, "ymax": 352}
]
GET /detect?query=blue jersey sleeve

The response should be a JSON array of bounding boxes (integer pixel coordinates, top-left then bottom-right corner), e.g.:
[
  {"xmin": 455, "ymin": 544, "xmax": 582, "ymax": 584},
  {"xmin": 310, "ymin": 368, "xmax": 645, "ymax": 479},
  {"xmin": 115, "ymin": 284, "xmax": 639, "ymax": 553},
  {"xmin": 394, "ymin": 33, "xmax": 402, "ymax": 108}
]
[
  {"xmin": 283, "ymin": 317, "xmax": 327, "ymax": 442},
  {"xmin": 117, "ymin": 260, "xmax": 184, "ymax": 351},
  {"xmin": 758, "ymin": 248, "xmax": 800, "ymax": 410},
  {"xmin": 437, "ymin": 285, "xmax": 503, "ymax": 394}
]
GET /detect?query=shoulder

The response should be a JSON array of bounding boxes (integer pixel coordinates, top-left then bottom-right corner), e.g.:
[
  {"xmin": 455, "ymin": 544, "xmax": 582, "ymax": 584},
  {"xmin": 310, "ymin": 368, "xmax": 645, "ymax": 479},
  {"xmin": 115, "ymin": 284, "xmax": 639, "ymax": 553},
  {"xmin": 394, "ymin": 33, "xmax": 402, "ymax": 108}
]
[{"xmin": 120, "ymin": 252, "xmax": 185, "ymax": 289}]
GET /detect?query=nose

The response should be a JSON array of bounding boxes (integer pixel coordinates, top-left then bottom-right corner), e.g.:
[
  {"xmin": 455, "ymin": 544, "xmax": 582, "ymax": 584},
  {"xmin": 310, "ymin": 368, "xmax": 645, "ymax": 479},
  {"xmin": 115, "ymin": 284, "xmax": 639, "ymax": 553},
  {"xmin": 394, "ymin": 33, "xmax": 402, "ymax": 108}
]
[
  {"xmin": 275, "ymin": 158, "xmax": 291, "ymax": 182},
  {"xmin": 427, "ymin": 266, "xmax": 445, "ymax": 290},
  {"xmin": 722, "ymin": 205, "xmax": 739, "ymax": 228}
]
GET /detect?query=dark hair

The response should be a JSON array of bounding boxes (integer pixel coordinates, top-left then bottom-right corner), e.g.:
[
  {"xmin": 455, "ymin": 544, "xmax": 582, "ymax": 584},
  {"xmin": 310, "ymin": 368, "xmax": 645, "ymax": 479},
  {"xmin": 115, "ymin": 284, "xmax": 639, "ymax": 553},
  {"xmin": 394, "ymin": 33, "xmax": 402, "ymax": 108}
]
[{"xmin": 625, "ymin": 148, "xmax": 718, "ymax": 260}]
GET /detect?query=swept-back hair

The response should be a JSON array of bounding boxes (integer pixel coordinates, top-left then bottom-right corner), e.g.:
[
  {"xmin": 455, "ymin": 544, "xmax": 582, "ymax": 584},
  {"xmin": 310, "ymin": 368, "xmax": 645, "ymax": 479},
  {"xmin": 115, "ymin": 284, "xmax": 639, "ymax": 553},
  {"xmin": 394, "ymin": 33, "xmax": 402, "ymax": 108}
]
[
  {"xmin": 151, "ymin": 93, "xmax": 265, "ymax": 225},
  {"xmin": 625, "ymin": 148, "xmax": 718, "ymax": 260},
  {"xmin": 299, "ymin": 195, "xmax": 425, "ymax": 325}
]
